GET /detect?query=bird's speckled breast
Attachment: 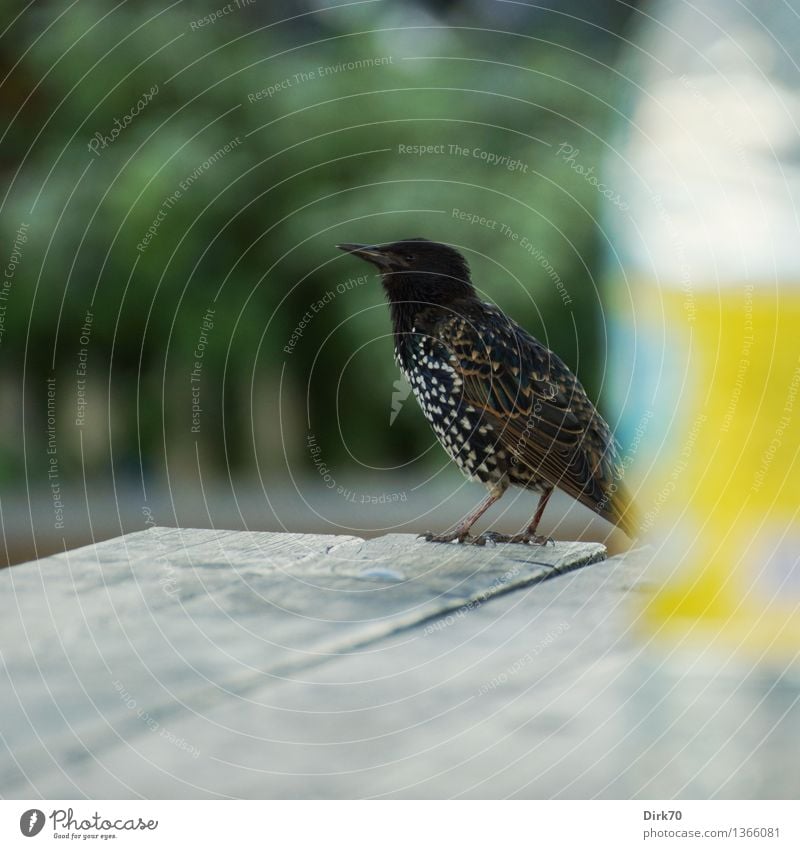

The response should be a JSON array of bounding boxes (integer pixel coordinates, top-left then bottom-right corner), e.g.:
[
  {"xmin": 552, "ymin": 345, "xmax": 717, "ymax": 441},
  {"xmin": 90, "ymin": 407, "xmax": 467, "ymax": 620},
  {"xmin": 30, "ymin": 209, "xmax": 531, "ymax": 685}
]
[{"xmin": 395, "ymin": 331, "xmax": 511, "ymax": 487}]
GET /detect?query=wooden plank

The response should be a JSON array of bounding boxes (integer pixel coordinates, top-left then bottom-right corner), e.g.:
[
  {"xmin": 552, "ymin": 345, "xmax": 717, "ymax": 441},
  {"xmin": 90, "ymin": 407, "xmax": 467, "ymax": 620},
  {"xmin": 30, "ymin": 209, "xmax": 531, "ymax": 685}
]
[
  {"xmin": 0, "ymin": 528, "xmax": 605, "ymax": 797},
  {"xmin": 5, "ymin": 536, "xmax": 795, "ymax": 800}
]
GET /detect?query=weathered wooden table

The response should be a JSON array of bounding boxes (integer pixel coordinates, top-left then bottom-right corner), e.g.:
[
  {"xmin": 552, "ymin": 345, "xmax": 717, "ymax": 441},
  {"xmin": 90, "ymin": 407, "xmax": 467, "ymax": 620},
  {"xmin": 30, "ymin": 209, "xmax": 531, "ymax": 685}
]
[{"xmin": 1, "ymin": 529, "xmax": 797, "ymax": 798}]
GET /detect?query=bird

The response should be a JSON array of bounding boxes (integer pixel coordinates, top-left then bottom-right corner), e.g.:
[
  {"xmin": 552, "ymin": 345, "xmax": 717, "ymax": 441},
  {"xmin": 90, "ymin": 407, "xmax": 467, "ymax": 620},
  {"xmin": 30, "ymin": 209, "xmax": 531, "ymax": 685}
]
[{"xmin": 336, "ymin": 238, "xmax": 639, "ymax": 545}]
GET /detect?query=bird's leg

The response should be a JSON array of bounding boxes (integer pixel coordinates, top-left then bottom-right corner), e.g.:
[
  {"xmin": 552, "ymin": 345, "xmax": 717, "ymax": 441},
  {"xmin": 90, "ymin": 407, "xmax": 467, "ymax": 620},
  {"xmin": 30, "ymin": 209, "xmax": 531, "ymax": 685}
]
[
  {"xmin": 520, "ymin": 487, "xmax": 555, "ymax": 545},
  {"xmin": 422, "ymin": 484, "xmax": 506, "ymax": 544},
  {"xmin": 475, "ymin": 487, "xmax": 555, "ymax": 546}
]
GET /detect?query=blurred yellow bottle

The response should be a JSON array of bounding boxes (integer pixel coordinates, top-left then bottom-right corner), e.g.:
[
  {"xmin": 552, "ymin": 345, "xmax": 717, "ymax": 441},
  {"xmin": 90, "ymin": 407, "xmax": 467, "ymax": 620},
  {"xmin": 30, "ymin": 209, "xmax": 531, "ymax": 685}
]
[
  {"xmin": 643, "ymin": 287, "xmax": 800, "ymax": 653},
  {"xmin": 606, "ymin": 1, "xmax": 800, "ymax": 656}
]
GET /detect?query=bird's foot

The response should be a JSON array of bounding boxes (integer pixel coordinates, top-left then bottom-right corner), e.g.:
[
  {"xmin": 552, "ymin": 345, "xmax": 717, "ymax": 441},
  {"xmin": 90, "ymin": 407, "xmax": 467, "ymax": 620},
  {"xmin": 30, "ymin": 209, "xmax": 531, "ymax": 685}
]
[
  {"xmin": 474, "ymin": 531, "xmax": 555, "ymax": 546},
  {"xmin": 419, "ymin": 530, "xmax": 474, "ymax": 544},
  {"xmin": 526, "ymin": 533, "xmax": 556, "ymax": 547}
]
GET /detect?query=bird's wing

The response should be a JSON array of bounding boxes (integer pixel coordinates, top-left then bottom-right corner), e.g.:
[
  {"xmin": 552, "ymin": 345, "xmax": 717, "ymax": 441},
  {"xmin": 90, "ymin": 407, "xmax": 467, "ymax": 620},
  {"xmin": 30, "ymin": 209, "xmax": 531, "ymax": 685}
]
[{"xmin": 431, "ymin": 302, "xmax": 637, "ymax": 534}]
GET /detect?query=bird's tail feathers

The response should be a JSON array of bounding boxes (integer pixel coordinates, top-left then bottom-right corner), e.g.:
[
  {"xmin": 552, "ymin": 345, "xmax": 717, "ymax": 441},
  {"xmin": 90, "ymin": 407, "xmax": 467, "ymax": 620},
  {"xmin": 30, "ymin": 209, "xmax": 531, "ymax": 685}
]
[{"xmin": 605, "ymin": 482, "xmax": 641, "ymax": 540}]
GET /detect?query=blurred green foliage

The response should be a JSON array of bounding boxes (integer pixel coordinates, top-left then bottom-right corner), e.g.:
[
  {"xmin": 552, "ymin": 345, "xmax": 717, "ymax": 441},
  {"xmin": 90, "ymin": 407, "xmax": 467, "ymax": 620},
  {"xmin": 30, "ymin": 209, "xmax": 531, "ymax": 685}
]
[{"xmin": 0, "ymin": 2, "xmax": 631, "ymax": 487}]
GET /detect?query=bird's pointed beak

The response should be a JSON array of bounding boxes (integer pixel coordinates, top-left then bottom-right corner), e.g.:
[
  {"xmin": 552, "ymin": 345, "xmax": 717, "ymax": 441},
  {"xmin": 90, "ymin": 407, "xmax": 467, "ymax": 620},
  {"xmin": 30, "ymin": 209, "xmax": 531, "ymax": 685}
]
[{"xmin": 336, "ymin": 243, "xmax": 391, "ymax": 269}]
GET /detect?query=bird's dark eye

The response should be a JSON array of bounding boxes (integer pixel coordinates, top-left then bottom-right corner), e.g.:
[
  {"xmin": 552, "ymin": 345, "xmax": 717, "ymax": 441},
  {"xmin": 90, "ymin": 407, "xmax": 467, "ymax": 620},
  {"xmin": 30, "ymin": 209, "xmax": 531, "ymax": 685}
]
[{"xmin": 404, "ymin": 254, "xmax": 414, "ymax": 261}]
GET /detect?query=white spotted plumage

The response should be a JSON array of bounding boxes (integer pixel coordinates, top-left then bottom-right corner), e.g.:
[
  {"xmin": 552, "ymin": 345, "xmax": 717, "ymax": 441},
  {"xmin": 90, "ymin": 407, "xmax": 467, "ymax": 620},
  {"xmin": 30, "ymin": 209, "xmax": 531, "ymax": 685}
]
[{"xmin": 395, "ymin": 334, "xmax": 506, "ymax": 484}]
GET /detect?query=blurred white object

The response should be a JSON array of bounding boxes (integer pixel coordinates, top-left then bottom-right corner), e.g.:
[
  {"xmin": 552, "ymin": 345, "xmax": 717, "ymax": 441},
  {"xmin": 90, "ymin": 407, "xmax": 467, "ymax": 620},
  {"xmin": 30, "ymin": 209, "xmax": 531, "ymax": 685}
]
[{"xmin": 606, "ymin": 0, "xmax": 800, "ymax": 655}]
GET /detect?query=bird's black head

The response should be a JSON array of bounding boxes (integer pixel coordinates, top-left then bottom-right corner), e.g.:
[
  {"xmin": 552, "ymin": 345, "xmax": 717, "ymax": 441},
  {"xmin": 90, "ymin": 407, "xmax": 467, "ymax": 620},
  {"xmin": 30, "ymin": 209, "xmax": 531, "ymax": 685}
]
[{"xmin": 336, "ymin": 238, "xmax": 475, "ymax": 307}]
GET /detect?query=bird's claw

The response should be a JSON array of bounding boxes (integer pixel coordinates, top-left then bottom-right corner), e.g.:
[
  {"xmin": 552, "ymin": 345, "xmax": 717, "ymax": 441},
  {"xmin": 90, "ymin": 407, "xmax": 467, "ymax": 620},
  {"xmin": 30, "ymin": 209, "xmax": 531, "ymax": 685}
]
[
  {"xmin": 419, "ymin": 531, "xmax": 475, "ymax": 544},
  {"xmin": 474, "ymin": 531, "xmax": 555, "ymax": 546},
  {"xmin": 530, "ymin": 534, "xmax": 556, "ymax": 547},
  {"xmin": 419, "ymin": 530, "xmax": 555, "ymax": 547},
  {"xmin": 474, "ymin": 531, "xmax": 513, "ymax": 545}
]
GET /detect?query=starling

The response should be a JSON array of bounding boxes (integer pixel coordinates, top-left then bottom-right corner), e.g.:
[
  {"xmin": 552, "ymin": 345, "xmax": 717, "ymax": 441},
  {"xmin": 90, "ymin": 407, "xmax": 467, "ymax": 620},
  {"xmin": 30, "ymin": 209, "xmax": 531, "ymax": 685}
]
[{"xmin": 337, "ymin": 238, "xmax": 639, "ymax": 544}]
